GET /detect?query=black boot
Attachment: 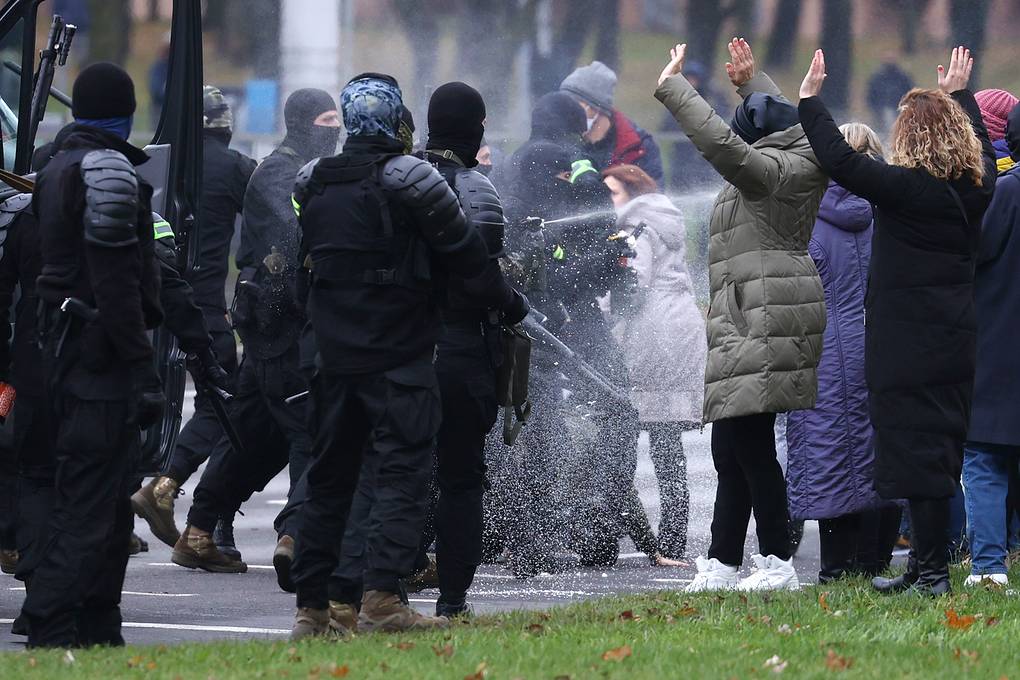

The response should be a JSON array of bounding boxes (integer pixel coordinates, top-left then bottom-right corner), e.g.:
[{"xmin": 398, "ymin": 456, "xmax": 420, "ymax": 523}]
[
  {"xmin": 872, "ymin": 552, "xmax": 918, "ymax": 593},
  {"xmin": 213, "ymin": 517, "xmax": 241, "ymax": 561},
  {"xmin": 818, "ymin": 515, "xmax": 860, "ymax": 583},
  {"xmin": 906, "ymin": 498, "xmax": 951, "ymax": 597}
]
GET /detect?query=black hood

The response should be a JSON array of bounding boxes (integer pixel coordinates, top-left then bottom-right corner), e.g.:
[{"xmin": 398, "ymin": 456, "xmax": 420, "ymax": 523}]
[
  {"xmin": 731, "ymin": 92, "xmax": 799, "ymax": 145},
  {"xmin": 426, "ymin": 81, "xmax": 486, "ymax": 167},
  {"xmin": 515, "ymin": 140, "xmax": 574, "ymax": 217},
  {"xmin": 1007, "ymin": 101, "xmax": 1020, "ymax": 161},
  {"xmin": 530, "ymin": 91, "xmax": 586, "ymax": 144}
]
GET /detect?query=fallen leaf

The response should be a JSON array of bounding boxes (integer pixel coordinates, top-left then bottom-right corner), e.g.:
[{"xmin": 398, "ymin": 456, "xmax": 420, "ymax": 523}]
[
  {"xmin": 677, "ymin": 606, "xmax": 699, "ymax": 618},
  {"xmin": 777, "ymin": 624, "xmax": 792, "ymax": 635},
  {"xmin": 818, "ymin": 592, "xmax": 830, "ymax": 612},
  {"xmin": 389, "ymin": 641, "xmax": 415, "ymax": 651},
  {"xmin": 618, "ymin": 610, "xmax": 637, "ymax": 621},
  {"xmin": 526, "ymin": 623, "xmax": 545, "ymax": 634},
  {"xmin": 378, "ymin": 661, "xmax": 390, "ymax": 672},
  {"xmin": 953, "ymin": 648, "xmax": 979, "ymax": 662},
  {"xmin": 601, "ymin": 645, "xmax": 632, "ymax": 662},
  {"xmin": 986, "ymin": 616, "xmax": 1001, "ymax": 627},
  {"xmin": 764, "ymin": 655, "xmax": 788, "ymax": 674},
  {"xmin": 760, "ymin": 615, "xmax": 773, "ymax": 625},
  {"xmin": 128, "ymin": 655, "xmax": 144, "ymax": 668},
  {"xmin": 739, "ymin": 594, "xmax": 749, "ymax": 606},
  {"xmin": 27, "ymin": 658, "xmax": 37, "ymax": 668},
  {"xmin": 63, "ymin": 650, "xmax": 76, "ymax": 665},
  {"xmin": 825, "ymin": 649, "xmax": 853, "ymax": 671},
  {"xmin": 146, "ymin": 661, "xmax": 158, "ymax": 671},
  {"xmin": 432, "ymin": 643, "xmax": 455, "ymax": 658},
  {"xmin": 464, "ymin": 661, "xmax": 489, "ymax": 680},
  {"xmin": 328, "ymin": 665, "xmax": 349, "ymax": 678},
  {"xmin": 945, "ymin": 609, "xmax": 977, "ymax": 631},
  {"xmin": 553, "ymin": 676, "xmax": 571, "ymax": 680}
]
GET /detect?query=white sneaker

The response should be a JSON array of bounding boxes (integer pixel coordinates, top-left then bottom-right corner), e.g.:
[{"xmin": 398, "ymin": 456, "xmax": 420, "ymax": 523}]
[
  {"xmin": 736, "ymin": 554, "xmax": 800, "ymax": 592},
  {"xmin": 964, "ymin": 573, "xmax": 1008, "ymax": 588},
  {"xmin": 684, "ymin": 556, "xmax": 739, "ymax": 592}
]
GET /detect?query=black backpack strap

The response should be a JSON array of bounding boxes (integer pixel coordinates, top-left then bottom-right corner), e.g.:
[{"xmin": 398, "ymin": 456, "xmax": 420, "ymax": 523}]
[{"xmin": 947, "ymin": 184, "xmax": 971, "ymax": 229}]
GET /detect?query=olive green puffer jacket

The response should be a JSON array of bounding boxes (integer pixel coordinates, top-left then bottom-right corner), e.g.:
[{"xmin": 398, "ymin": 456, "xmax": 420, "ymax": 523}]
[{"xmin": 655, "ymin": 72, "xmax": 827, "ymax": 422}]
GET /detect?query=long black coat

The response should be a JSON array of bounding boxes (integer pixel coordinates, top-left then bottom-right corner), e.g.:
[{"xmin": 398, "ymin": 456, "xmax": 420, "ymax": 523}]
[
  {"xmin": 799, "ymin": 91, "xmax": 996, "ymax": 500},
  {"xmin": 968, "ymin": 164, "xmax": 1020, "ymax": 445}
]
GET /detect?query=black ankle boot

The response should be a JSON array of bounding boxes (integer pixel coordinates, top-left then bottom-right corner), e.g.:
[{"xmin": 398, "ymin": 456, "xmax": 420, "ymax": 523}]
[
  {"xmin": 872, "ymin": 553, "xmax": 918, "ymax": 593},
  {"xmin": 436, "ymin": 597, "xmax": 473, "ymax": 619},
  {"xmin": 818, "ymin": 516, "xmax": 859, "ymax": 583},
  {"xmin": 906, "ymin": 498, "xmax": 951, "ymax": 597}
]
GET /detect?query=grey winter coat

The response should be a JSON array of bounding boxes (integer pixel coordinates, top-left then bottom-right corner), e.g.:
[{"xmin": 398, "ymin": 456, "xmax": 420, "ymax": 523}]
[
  {"xmin": 655, "ymin": 72, "xmax": 828, "ymax": 422},
  {"xmin": 614, "ymin": 193, "xmax": 706, "ymax": 424}
]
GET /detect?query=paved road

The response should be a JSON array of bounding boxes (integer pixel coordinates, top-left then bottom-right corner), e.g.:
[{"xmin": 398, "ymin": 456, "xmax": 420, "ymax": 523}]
[{"xmin": 1, "ymin": 389, "xmax": 823, "ymax": 649}]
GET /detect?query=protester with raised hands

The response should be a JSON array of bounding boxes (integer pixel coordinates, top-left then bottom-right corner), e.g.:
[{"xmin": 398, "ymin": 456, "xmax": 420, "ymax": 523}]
[
  {"xmin": 655, "ymin": 38, "xmax": 828, "ymax": 592},
  {"xmin": 798, "ymin": 46, "xmax": 997, "ymax": 597}
]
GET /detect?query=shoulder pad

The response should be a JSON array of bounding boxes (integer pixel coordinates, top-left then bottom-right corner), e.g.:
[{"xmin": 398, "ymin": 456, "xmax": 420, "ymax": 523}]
[
  {"xmin": 151, "ymin": 211, "xmax": 175, "ymax": 241},
  {"xmin": 292, "ymin": 158, "xmax": 321, "ymax": 218},
  {"xmin": 453, "ymin": 169, "xmax": 506, "ymax": 259},
  {"xmin": 0, "ymin": 192, "xmax": 31, "ymax": 261},
  {"xmin": 81, "ymin": 149, "xmax": 139, "ymax": 248},
  {"xmin": 381, "ymin": 155, "xmax": 459, "ymax": 213}
]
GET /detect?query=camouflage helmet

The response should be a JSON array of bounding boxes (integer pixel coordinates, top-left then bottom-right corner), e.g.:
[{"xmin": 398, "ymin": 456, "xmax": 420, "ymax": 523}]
[{"xmin": 203, "ymin": 85, "xmax": 233, "ymax": 131}]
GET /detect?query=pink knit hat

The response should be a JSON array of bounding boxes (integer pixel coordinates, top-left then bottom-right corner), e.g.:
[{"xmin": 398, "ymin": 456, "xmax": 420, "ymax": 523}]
[{"xmin": 975, "ymin": 89, "xmax": 1019, "ymax": 141}]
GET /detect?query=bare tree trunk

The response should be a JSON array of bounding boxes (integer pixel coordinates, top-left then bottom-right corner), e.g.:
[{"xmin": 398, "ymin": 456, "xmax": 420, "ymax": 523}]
[
  {"xmin": 766, "ymin": 0, "xmax": 802, "ymax": 70},
  {"xmin": 687, "ymin": 0, "xmax": 754, "ymax": 76},
  {"xmin": 87, "ymin": 0, "xmax": 132, "ymax": 64},
  {"xmin": 820, "ymin": 0, "xmax": 853, "ymax": 114},
  {"xmin": 950, "ymin": 0, "xmax": 990, "ymax": 87}
]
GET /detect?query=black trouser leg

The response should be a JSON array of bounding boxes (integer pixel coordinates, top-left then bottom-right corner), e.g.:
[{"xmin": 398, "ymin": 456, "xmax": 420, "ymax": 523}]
[
  {"xmin": 708, "ymin": 413, "xmax": 788, "ymax": 565},
  {"xmin": 434, "ymin": 328, "xmax": 497, "ymax": 603},
  {"xmin": 647, "ymin": 422, "xmax": 690, "ymax": 559},
  {"xmin": 908, "ymin": 497, "xmax": 951, "ymax": 594},
  {"xmin": 167, "ymin": 331, "xmax": 238, "ymax": 484},
  {"xmin": 21, "ymin": 396, "xmax": 135, "ymax": 648},
  {"xmin": 327, "ymin": 451, "xmax": 378, "ymax": 606},
  {"xmin": 292, "ymin": 375, "xmax": 371, "ymax": 610},
  {"xmin": 854, "ymin": 506, "xmax": 902, "ymax": 576},
  {"xmin": 0, "ymin": 435, "xmax": 17, "ymax": 553},
  {"xmin": 818, "ymin": 513, "xmax": 861, "ymax": 582},
  {"xmin": 13, "ymin": 396, "xmax": 57, "ymax": 583}
]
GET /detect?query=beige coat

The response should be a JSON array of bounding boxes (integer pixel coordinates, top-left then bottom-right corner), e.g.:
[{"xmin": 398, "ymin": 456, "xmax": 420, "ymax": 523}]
[{"xmin": 654, "ymin": 72, "xmax": 827, "ymax": 422}]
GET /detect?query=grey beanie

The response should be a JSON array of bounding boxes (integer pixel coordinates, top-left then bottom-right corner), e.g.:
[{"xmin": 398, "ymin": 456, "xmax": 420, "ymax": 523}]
[{"xmin": 560, "ymin": 61, "xmax": 617, "ymax": 113}]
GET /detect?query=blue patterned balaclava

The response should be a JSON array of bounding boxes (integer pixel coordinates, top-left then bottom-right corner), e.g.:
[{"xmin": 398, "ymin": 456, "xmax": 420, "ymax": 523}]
[{"xmin": 341, "ymin": 76, "xmax": 404, "ymax": 140}]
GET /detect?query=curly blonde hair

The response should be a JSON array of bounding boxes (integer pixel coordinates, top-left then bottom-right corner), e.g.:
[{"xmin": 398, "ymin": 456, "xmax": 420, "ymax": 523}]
[{"xmin": 890, "ymin": 88, "xmax": 985, "ymax": 186}]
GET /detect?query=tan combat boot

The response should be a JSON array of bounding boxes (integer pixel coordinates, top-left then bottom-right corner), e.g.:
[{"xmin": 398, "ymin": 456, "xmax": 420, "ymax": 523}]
[
  {"xmin": 329, "ymin": 600, "xmax": 359, "ymax": 634},
  {"xmin": 404, "ymin": 554, "xmax": 439, "ymax": 593},
  {"xmin": 0, "ymin": 549, "xmax": 17, "ymax": 574},
  {"xmin": 290, "ymin": 607, "xmax": 331, "ymax": 641},
  {"xmin": 171, "ymin": 524, "xmax": 247, "ymax": 573},
  {"xmin": 131, "ymin": 476, "xmax": 182, "ymax": 547},
  {"xmin": 273, "ymin": 535, "xmax": 295, "ymax": 593},
  {"xmin": 358, "ymin": 590, "xmax": 449, "ymax": 633}
]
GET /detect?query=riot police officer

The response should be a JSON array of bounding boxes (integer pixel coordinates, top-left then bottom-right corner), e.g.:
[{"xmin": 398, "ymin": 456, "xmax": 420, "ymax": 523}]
[
  {"xmin": 171, "ymin": 88, "xmax": 340, "ymax": 573},
  {"xmin": 288, "ymin": 73, "xmax": 489, "ymax": 638},
  {"xmin": 21, "ymin": 63, "xmax": 164, "ymax": 648},
  {"xmin": 423, "ymin": 82, "xmax": 529, "ymax": 616},
  {"xmin": 132, "ymin": 86, "xmax": 255, "ymax": 552}
]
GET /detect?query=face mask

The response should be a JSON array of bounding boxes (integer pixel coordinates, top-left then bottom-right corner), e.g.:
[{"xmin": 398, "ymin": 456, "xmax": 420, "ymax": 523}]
[
  {"xmin": 309, "ymin": 124, "xmax": 341, "ymax": 157},
  {"xmin": 586, "ymin": 115, "xmax": 598, "ymax": 132}
]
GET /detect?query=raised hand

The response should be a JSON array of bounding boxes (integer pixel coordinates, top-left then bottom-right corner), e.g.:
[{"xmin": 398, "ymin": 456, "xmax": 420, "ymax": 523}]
[
  {"xmin": 725, "ymin": 37, "xmax": 756, "ymax": 87},
  {"xmin": 938, "ymin": 46, "xmax": 973, "ymax": 94},
  {"xmin": 799, "ymin": 49, "xmax": 827, "ymax": 99},
  {"xmin": 658, "ymin": 43, "xmax": 687, "ymax": 87}
]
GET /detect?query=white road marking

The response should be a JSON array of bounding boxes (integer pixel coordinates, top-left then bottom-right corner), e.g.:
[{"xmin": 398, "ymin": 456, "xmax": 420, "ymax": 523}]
[
  {"xmin": 408, "ymin": 598, "xmax": 437, "ymax": 604},
  {"xmin": 473, "ymin": 573, "xmax": 517, "ymax": 580},
  {"xmin": 7, "ymin": 587, "xmax": 196, "ymax": 598},
  {"xmin": 265, "ymin": 499, "xmax": 287, "ymax": 506},
  {"xmin": 146, "ymin": 562, "xmax": 275, "ymax": 570},
  {"xmin": 651, "ymin": 578, "xmax": 692, "ymax": 584},
  {"xmin": 0, "ymin": 619, "xmax": 288, "ymax": 635}
]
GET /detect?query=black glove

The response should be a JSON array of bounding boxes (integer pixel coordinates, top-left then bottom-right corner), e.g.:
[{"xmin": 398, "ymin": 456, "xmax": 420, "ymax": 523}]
[
  {"xmin": 187, "ymin": 348, "xmax": 233, "ymax": 395},
  {"xmin": 502, "ymin": 290, "xmax": 531, "ymax": 325},
  {"xmin": 128, "ymin": 362, "xmax": 165, "ymax": 428}
]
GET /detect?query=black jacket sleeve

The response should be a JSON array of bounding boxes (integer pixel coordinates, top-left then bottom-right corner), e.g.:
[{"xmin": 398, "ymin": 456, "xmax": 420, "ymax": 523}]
[
  {"xmin": 0, "ymin": 223, "xmax": 19, "ymax": 380},
  {"xmin": 156, "ymin": 243, "xmax": 212, "ymax": 354},
  {"xmin": 798, "ymin": 95, "xmax": 916, "ymax": 208},
  {"xmin": 952, "ymin": 89, "xmax": 998, "ymax": 200}
]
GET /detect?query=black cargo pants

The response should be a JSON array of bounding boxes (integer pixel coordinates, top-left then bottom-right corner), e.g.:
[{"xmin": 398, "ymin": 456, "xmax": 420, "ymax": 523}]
[
  {"xmin": 186, "ymin": 347, "xmax": 310, "ymax": 536},
  {"xmin": 165, "ymin": 330, "xmax": 238, "ymax": 484},
  {"xmin": 20, "ymin": 384, "xmax": 137, "ymax": 648},
  {"xmin": 291, "ymin": 355, "xmax": 440, "ymax": 610},
  {"xmin": 11, "ymin": 394, "xmax": 57, "ymax": 583}
]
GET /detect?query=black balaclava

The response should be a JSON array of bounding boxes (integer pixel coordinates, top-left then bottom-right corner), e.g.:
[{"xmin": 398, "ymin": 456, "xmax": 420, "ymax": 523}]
[
  {"xmin": 426, "ymin": 82, "xmax": 486, "ymax": 167},
  {"xmin": 283, "ymin": 88, "xmax": 339, "ymax": 160},
  {"xmin": 731, "ymin": 92, "xmax": 799, "ymax": 145},
  {"xmin": 1006, "ymin": 101, "xmax": 1020, "ymax": 162},
  {"xmin": 399, "ymin": 106, "xmax": 416, "ymax": 154},
  {"xmin": 530, "ymin": 91, "xmax": 586, "ymax": 144},
  {"xmin": 72, "ymin": 62, "xmax": 137, "ymax": 139},
  {"xmin": 518, "ymin": 140, "xmax": 573, "ymax": 216}
]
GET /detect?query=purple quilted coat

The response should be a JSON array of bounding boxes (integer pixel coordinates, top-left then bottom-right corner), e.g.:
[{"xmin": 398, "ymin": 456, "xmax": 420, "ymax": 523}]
[{"xmin": 786, "ymin": 182, "xmax": 880, "ymax": 520}]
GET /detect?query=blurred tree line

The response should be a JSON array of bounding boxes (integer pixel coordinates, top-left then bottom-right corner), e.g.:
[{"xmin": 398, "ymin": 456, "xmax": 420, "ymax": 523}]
[{"xmin": 77, "ymin": 0, "xmax": 996, "ymax": 117}]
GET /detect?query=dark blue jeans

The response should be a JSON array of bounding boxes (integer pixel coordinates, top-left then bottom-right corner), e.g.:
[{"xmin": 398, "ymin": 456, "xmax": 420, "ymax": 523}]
[{"xmin": 963, "ymin": 441, "xmax": 1020, "ymax": 575}]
